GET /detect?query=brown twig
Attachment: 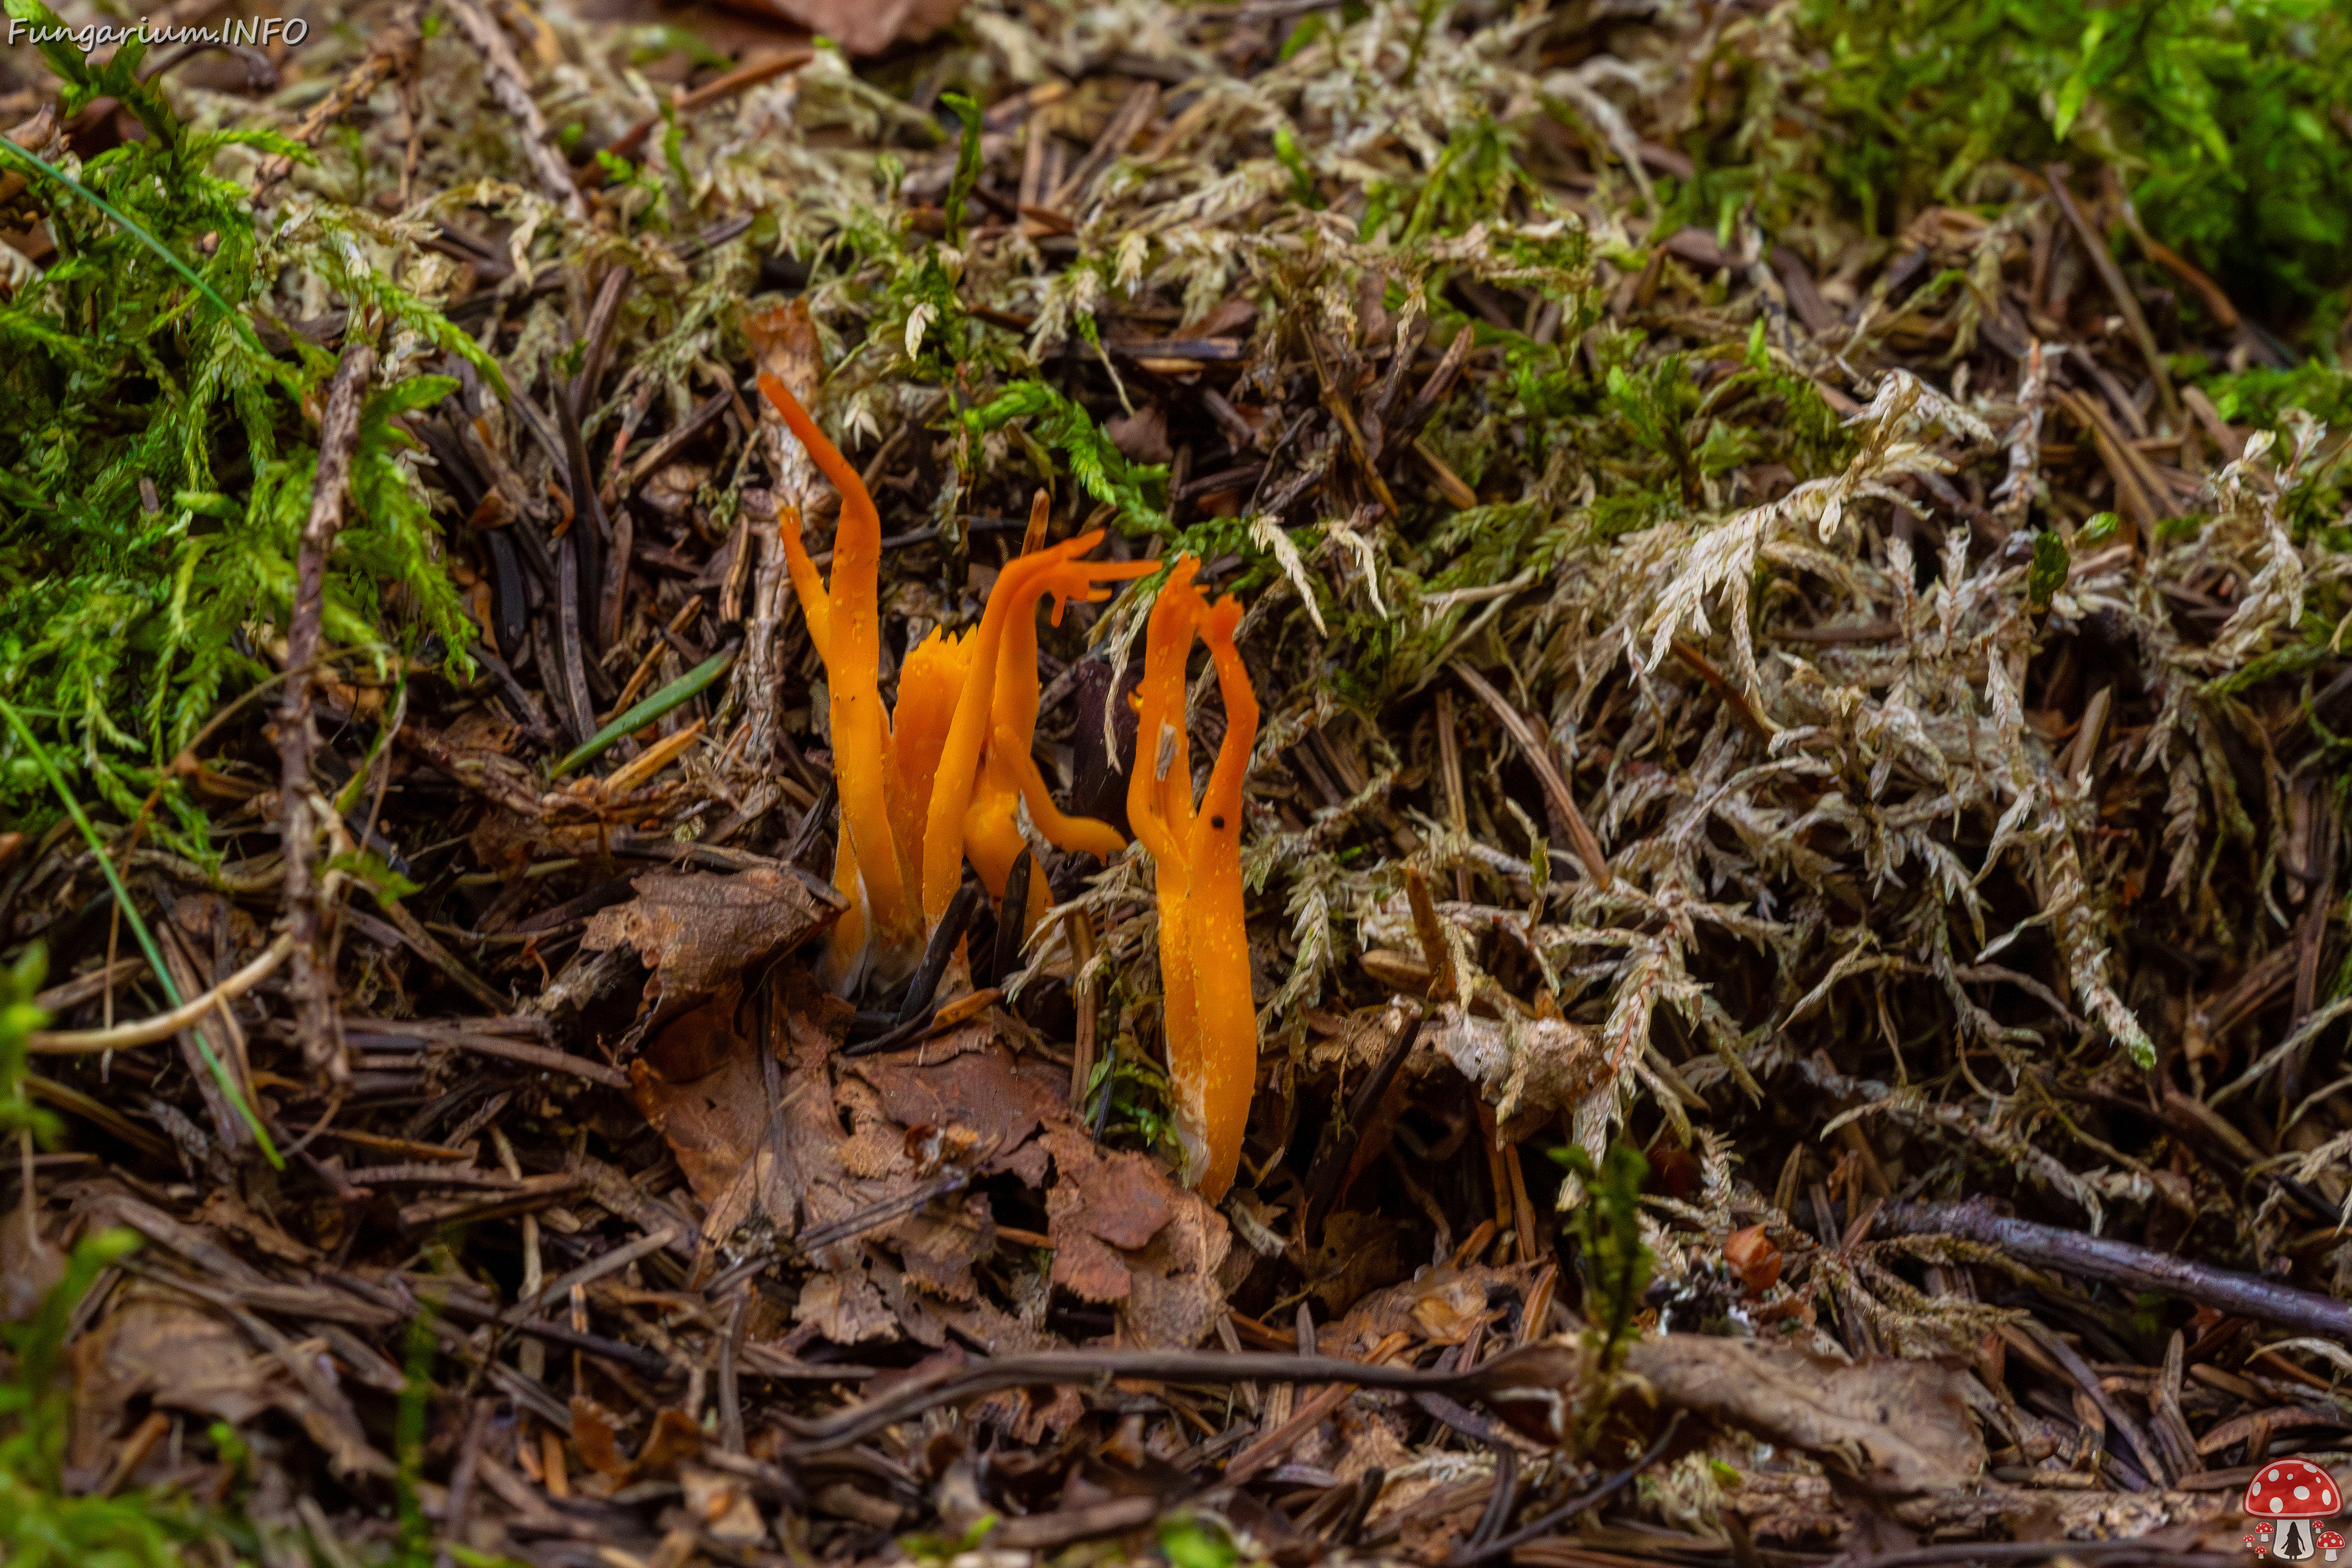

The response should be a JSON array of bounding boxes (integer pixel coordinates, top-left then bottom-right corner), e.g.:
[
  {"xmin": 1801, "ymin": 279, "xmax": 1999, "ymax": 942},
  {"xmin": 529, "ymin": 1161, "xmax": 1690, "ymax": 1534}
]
[
  {"xmin": 254, "ymin": 3, "xmax": 423, "ymax": 194},
  {"xmin": 278, "ymin": 339, "xmax": 377, "ymax": 1082},
  {"xmin": 1434, "ymin": 688, "xmax": 1473, "ymax": 902},
  {"xmin": 1877, "ymin": 1199, "xmax": 2352, "ymax": 1340},
  {"xmin": 2023, "ymin": 1320, "xmax": 2166, "ymax": 1490},
  {"xmin": 1450, "ymin": 662, "xmax": 1611, "ymax": 889},
  {"xmin": 442, "ymin": 0, "xmax": 587, "ymax": 223},
  {"xmin": 1045, "ymin": 81, "xmax": 1159, "ymax": 214},
  {"xmin": 606, "ymin": 48, "xmax": 815, "ymax": 165},
  {"xmin": 28, "ymin": 935, "xmax": 295, "ymax": 1052},
  {"xmin": 1446, "ymin": 1409, "xmax": 1687, "ymax": 1568},
  {"xmin": 1066, "ymin": 908, "xmax": 1100, "ymax": 1115},
  {"xmin": 1670, "ymin": 638, "xmax": 1771, "ymax": 742},
  {"xmin": 2052, "ymin": 386, "xmax": 2165, "ymax": 538},
  {"xmin": 435, "ymin": 1399, "xmax": 492, "ymax": 1568},
  {"xmin": 453, "ymin": 1030, "xmax": 633, "ymax": 1088},
  {"xmin": 776, "ymin": 1343, "xmax": 1536, "ymax": 1457},
  {"xmin": 2041, "ymin": 167, "xmax": 2179, "ymax": 427}
]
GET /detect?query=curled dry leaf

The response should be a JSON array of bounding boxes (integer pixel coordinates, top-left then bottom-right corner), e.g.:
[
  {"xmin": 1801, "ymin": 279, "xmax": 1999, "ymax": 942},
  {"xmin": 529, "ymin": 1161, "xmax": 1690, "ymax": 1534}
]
[
  {"xmin": 69, "ymin": 1287, "xmax": 391, "ymax": 1482},
  {"xmin": 584, "ymin": 868, "xmax": 838, "ymax": 1027},
  {"xmin": 1329, "ymin": 1261, "xmax": 1536, "ymax": 1354},
  {"xmin": 1414, "ymin": 1000, "xmax": 1613, "ymax": 1141},
  {"xmin": 630, "ymin": 991, "xmax": 770, "ymax": 1211},
  {"xmin": 1724, "ymin": 1224, "xmax": 1783, "ymax": 1294},
  {"xmin": 1624, "ymin": 1336, "xmax": 1985, "ymax": 1496}
]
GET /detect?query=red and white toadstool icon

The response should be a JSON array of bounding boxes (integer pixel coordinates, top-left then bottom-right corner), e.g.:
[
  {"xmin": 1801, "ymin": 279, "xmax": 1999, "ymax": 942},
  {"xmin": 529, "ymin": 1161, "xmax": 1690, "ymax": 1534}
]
[
  {"xmin": 2246, "ymin": 1460, "xmax": 2340, "ymax": 1561},
  {"xmin": 2319, "ymin": 1529, "xmax": 2344, "ymax": 1562},
  {"xmin": 2250, "ymin": 1529, "xmax": 2270, "ymax": 1558}
]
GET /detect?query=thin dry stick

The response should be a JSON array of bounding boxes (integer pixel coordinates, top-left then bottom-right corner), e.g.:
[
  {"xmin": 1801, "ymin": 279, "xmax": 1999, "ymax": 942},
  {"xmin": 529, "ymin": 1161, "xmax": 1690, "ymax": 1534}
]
[
  {"xmin": 29, "ymin": 935, "xmax": 295, "ymax": 1052},
  {"xmin": 1447, "ymin": 1409, "xmax": 1689, "ymax": 1568},
  {"xmin": 1669, "ymin": 638, "xmax": 1771, "ymax": 742},
  {"xmin": 2024, "ymin": 1320, "xmax": 2167, "ymax": 1490},
  {"xmin": 777, "ymin": 1349, "xmax": 1438, "ymax": 1455},
  {"xmin": 254, "ymin": 2, "xmax": 423, "ymax": 193},
  {"xmin": 278, "ymin": 339, "xmax": 377, "ymax": 1082},
  {"xmin": 1434, "ymin": 688, "xmax": 1472, "ymax": 902},
  {"xmin": 2042, "ymin": 167, "xmax": 2179, "ymax": 427},
  {"xmin": 607, "ymin": 47, "xmax": 814, "ymax": 163},
  {"xmin": 1044, "ymin": 80, "xmax": 1159, "ymax": 214},
  {"xmin": 154, "ymin": 919, "xmax": 250, "ymax": 1152},
  {"xmin": 379, "ymin": 900, "xmax": 510, "ymax": 1013},
  {"xmin": 1224, "ymin": 1379, "xmax": 1359, "ymax": 1485},
  {"xmin": 1879, "ymin": 1199, "xmax": 2352, "ymax": 1340},
  {"xmin": 1066, "ymin": 909, "xmax": 1099, "ymax": 1115},
  {"xmin": 1449, "ymin": 663, "xmax": 1611, "ymax": 889},
  {"xmin": 442, "ymin": 0, "xmax": 587, "ymax": 224},
  {"xmin": 2052, "ymin": 386, "xmax": 2166, "ymax": 538},
  {"xmin": 490, "ymin": 1125, "xmax": 546, "ymax": 1382},
  {"xmin": 436, "ymin": 1398, "xmax": 492, "ymax": 1568}
]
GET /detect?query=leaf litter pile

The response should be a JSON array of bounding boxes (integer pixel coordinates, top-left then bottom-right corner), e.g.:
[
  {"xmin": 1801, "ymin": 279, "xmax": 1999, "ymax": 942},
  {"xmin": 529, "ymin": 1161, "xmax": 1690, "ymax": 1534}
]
[{"xmin": 7, "ymin": 0, "xmax": 2352, "ymax": 1564}]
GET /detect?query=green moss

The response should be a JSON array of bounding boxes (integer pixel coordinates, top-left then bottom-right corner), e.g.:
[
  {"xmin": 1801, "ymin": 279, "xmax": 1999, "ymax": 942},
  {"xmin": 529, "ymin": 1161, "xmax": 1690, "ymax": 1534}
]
[
  {"xmin": 0, "ymin": 12, "xmax": 481, "ymax": 845},
  {"xmin": 1678, "ymin": 0, "xmax": 2352, "ymax": 327}
]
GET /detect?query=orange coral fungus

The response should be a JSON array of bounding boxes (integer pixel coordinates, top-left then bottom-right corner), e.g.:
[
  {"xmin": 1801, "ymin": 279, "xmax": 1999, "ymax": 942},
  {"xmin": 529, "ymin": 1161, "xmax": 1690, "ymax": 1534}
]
[
  {"xmin": 916, "ymin": 538, "xmax": 1154, "ymax": 927},
  {"xmin": 756, "ymin": 371, "xmax": 1151, "ymax": 992},
  {"xmin": 1128, "ymin": 556, "xmax": 1259, "ymax": 1201},
  {"xmin": 758, "ymin": 372, "xmax": 916, "ymax": 991},
  {"xmin": 952, "ymin": 516, "xmax": 1153, "ymax": 943}
]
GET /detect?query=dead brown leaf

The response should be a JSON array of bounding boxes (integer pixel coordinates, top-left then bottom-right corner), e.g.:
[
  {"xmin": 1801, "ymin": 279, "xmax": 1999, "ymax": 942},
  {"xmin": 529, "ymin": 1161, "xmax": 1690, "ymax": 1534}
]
[
  {"xmin": 585, "ymin": 869, "xmax": 837, "ymax": 1030},
  {"xmin": 1107, "ymin": 405, "xmax": 1174, "ymax": 466},
  {"xmin": 844, "ymin": 1034, "xmax": 1066, "ymax": 1187},
  {"xmin": 630, "ymin": 991, "xmax": 767, "ymax": 1208},
  {"xmin": 1042, "ymin": 1123, "xmax": 1232, "ymax": 1346},
  {"xmin": 1724, "ymin": 1225, "xmax": 1783, "ymax": 1294},
  {"xmin": 1624, "ymin": 1336, "xmax": 1986, "ymax": 1496},
  {"xmin": 68, "ymin": 1286, "xmax": 390, "ymax": 1481},
  {"xmin": 1331, "ymin": 1262, "xmax": 1532, "ymax": 1353},
  {"xmin": 1414, "ymin": 1001, "xmax": 1611, "ymax": 1141}
]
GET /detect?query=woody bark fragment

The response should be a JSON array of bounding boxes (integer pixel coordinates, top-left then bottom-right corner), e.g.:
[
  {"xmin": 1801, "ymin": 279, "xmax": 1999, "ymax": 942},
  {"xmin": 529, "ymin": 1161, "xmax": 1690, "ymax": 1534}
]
[{"xmin": 276, "ymin": 337, "xmax": 375, "ymax": 1082}]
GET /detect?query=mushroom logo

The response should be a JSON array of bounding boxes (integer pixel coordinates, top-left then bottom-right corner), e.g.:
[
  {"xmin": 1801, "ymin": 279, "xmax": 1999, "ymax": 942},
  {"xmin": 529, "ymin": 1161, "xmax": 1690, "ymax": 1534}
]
[
  {"xmin": 2249, "ymin": 1528, "xmax": 2272, "ymax": 1558},
  {"xmin": 2246, "ymin": 1461, "xmax": 2340, "ymax": 1561},
  {"xmin": 2319, "ymin": 1530, "xmax": 2343, "ymax": 1561}
]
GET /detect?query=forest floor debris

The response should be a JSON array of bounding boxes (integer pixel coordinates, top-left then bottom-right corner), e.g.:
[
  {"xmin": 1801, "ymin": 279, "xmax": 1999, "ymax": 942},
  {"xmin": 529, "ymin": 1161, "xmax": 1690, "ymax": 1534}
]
[{"xmin": 6, "ymin": 0, "xmax": 2352, "ymax": 1564}]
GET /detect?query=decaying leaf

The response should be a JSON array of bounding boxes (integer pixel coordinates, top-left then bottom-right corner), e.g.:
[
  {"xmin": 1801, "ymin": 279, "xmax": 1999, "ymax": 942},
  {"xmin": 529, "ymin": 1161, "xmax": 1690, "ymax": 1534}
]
[
  {"xmin": 1723, "ymin": 1225, "xmax": 1782, "ymax": 1294},
  {"xmin": 69, "ymin": 1287, "xmax": 390, "ymax": 1481},
  {"xmin": 585, "ymin": 869, "xmax": 838, "ymax": 1027},
  {"xmin": 1624, "ymin": 1336, "xmax": 1985, "ymax": 1496},
  {"xmin": 1043, "ymin": 1123, "xmax": 1233, "ymax": 1348},
  {"xmin": 630, "ymin": 992, "xmax": 774, "ymax": 1212},
  {"xmin": 1414, "ymin": 1000, "xmax": 1613, "ymax": 1140}
]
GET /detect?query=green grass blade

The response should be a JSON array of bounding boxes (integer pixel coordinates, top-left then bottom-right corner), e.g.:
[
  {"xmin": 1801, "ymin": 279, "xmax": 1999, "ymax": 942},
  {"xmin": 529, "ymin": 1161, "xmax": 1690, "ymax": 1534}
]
[
  {"xmin": 0, "ymin": 696, "xmax": 283, "ymax": 1167},
  {"xmin": 549, "ymin": 649, "xmax": 736, "ymax": 778},
  {"xmin": 0, "ymin": 140, "xmax": 265, "ymax": 356}
]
